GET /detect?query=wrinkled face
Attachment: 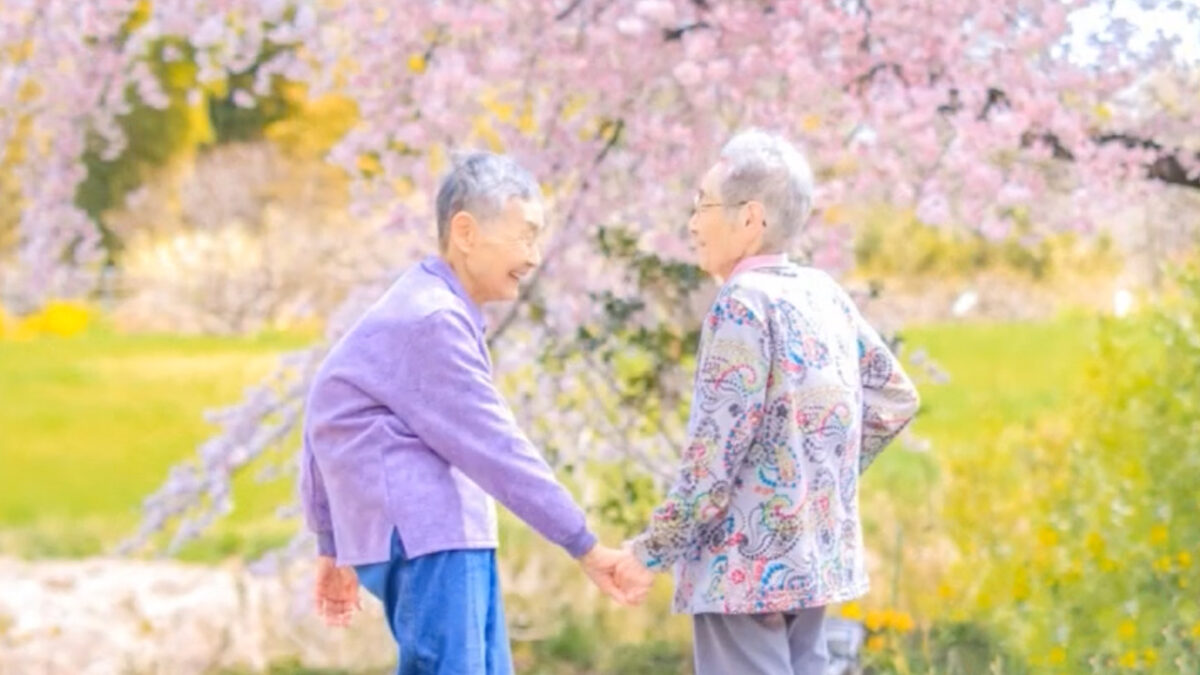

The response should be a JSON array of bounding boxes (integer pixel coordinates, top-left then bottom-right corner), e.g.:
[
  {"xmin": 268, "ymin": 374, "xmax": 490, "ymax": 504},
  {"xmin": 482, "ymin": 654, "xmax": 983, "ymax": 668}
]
[
  {"xmin": 688, "ymin": 164, "xmax": 763, "ymax": 279},
  {"xmin": 459, "ymin": 197, "xmax": 545, "ymax": 303}
]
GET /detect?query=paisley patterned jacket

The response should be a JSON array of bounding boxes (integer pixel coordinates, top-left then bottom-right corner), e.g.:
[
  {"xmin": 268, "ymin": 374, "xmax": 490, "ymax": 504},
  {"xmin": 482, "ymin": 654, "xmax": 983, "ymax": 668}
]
[{"xmin": 630, "ymin": 254, "xmax": 920, "ymax": 614}]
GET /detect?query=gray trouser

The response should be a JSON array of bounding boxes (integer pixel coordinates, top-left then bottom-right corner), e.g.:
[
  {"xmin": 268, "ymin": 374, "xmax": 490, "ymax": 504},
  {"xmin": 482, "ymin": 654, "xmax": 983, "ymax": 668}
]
[{"xmin": 693, "ymin": 606, "xmax": 828, "ymax": 675}]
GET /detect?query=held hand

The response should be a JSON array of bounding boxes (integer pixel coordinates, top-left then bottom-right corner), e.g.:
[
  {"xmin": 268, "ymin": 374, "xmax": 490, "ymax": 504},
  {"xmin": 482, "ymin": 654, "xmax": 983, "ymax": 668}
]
[
  {"xmin": 614, "ymin": 550, "xmax": 655, "ymax": 606},
  {"xmin": 314, "ymin": 555, "xmax": 361, "ymax": 627},
  {"xmin": 579, "ymin": 543, "xmax": 639, "ymax": 606}
]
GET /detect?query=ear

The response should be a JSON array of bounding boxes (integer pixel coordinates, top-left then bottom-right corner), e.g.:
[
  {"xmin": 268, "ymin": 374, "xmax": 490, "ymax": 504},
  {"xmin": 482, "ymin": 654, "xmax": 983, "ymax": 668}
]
[
  {"xmin": 447, "ymin": 211, "xmax": 479, "ymax": 253},
  {"xmin": 744, "ymin": 201, "xmax": 767, "ymax": 229}
]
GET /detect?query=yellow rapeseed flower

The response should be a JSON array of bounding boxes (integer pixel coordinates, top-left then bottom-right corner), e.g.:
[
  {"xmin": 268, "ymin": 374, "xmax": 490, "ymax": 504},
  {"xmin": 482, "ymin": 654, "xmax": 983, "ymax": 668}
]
[
  {"xmin": 886, "ymin": 609, "xmax": 915, "ymax": 633},
  {"xmin": 865, "ymin": 610, "xmax": 887, "ymax": 632},
  {"xmin": 30, "ymin": 300, "xmax": 90, "ymax": 338},
  {"xmin": 1037, "ymin": 526, "xmax": 1059, "ymax": 548},
  {"xmin": 839, "ymin": 602, "xmax": 864, "ymax": 621},
  {"xmin": 1048, "ymin": 646, "xmax": 1067, "ymax": 665}
]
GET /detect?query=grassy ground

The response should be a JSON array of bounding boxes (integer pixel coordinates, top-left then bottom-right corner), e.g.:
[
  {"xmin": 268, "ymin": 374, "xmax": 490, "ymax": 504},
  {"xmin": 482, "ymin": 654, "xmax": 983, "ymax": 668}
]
[
  {"xmin": 0, "ymin": 327, "xmax": 315, "ymax": 559},
  {"xmin": 0, "ymin": 315, "xmax": 1096, "ymax": 562}
]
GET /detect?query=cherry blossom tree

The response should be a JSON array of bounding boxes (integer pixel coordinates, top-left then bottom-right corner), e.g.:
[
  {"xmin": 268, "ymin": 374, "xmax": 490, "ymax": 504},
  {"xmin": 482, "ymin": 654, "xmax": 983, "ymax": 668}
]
[{"xmin": 2, "ymin": 0, "xmax": 1196, "ymax": 558}]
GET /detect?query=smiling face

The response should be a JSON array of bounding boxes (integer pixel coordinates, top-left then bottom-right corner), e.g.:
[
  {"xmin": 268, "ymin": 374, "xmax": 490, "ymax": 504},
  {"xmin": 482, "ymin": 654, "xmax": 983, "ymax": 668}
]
[
  {"xmin": 687, "ymin": 163, "xmax": 766, "ymax": 280},
  {"xmin": 449, "ymin": 197, "xmax": 545, "ymax": 304}
]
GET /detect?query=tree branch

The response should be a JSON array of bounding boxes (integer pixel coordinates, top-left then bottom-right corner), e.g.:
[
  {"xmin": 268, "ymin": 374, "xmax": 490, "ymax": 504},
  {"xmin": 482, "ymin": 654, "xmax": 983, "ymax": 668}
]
[
  {"xmin": 936, "ymin": 83, "xmax": 1199, "ymax": 191},
  {"xmin": 663, "ymin": 21, "xmax": 710, "ymax": 41},
  {"xmin": 554, "ymin": 0, "xmax": 586, "ymax": 22},
  {"xmin": 1020, "ymin": 129, "xmax": 1200, "ymax": 189}
]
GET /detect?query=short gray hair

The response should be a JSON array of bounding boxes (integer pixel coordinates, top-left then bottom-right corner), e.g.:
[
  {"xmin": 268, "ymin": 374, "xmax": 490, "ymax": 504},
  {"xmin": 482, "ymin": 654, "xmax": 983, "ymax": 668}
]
[
  {"xmin": 435, "ymin": 151, "xmax": 541, "ymax": 247},
  {"xmin": 717, "ymin": 130, "xmax": 815, "ymax": 251}
]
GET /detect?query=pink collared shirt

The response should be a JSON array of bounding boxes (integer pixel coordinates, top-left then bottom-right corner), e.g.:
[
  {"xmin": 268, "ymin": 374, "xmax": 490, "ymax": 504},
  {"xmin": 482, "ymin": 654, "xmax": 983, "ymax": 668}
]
[{"xmin": 727, "ymin": 252, "xmax": 790, "ymax": 280}]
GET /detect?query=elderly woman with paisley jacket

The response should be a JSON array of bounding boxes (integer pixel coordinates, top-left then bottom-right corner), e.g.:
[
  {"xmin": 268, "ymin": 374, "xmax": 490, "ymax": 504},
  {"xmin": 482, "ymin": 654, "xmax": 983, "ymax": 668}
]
[{"xmin": 617, "ymin": 130, "xmax": 921, "ymax": 675}]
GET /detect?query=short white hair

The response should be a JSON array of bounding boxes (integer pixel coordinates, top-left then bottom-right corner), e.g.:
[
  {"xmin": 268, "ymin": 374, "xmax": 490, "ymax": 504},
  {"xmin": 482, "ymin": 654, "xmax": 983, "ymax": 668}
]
[
  {"xmin": 435, "ymin": 151, "xmax": 540, "ymax": 247},
  {"xmin": 717, "ymin": 130, "xmax": 814, "ymax": 250}
]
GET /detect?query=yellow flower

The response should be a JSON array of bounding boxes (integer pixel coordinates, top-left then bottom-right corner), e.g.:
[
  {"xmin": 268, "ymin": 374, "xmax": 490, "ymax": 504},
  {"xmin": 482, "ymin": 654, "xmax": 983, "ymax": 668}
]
[
  {"xmin": 801, "ymin": 114, "xmax": 821, "ymax": 132},
  {"xmin": 1013, "ymin": 573, "xmax": 1031, "ymax": 601},
  {"xmin": 866, "ymin": 635, "xmax": 887, "ymax": 652},
  {"xmin": 887, "ymin": 610, "xmax": 915, "ymax": 633},
  {"xmin": 407, "ymin": 53, "xmax": 427, "ymax": 74},
  {"xmin": 1191, "ymin": 621, "xmax": 1200, "ymax": 638},
  {"xmin": 839, "ymin": 602, "xmax": 864, "ymax": 621},
  {"xmin": 1143, "ymin": 648, "xmax": 1158, "ymax": 667},
  {"xmin": 1118, "ymin": 619, "xmax": 1137, "ymax": 641},
  {"xmin": 1037, "ymin": 526, "xmax": 1059, "ymax": 548},
  {"xmin": 1178, "ymin": 551, "xmax": 1193, "ymax": 568},
  {"xmin": 1118, "ymin": 650, "xmax": 1138, "ymax": 669},
  {"xmin": 865, "ymin": 610, "xmax": 887, "ymax": 632},
  {"xmin": 1048, "ymin": 647, "xmax": 1067, "ymax": 665},
  {"xmin": 937, "ymin": 582, "xmax": 954, "ymax": 600},
  {"xmin": 1153, "ymin": 556, "xmax": 1173, "ymax": 573},
  {"xmin": 1150, "ymin": 524, "xmax": 1169, "ymax": 546},
  {"xmin": 1085, "ymin": 532, "xmax": 1106, "ymax": 557},
  {"xmin": 26, "ymin": 301, "xmax": 90, "ymax": 338}
]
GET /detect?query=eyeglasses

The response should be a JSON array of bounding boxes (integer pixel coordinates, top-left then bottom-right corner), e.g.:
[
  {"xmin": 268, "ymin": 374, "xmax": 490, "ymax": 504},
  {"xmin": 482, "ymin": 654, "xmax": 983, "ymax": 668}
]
[{"xmin": 690, "ymin": 196, "xmax": 749, "ymax": 217}]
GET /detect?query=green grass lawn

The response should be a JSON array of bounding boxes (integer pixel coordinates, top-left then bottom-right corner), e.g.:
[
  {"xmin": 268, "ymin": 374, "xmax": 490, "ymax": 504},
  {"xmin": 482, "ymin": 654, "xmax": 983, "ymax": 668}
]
[
  {"xmin": 853, "ymin": 315, "xmax": 1098, "ymax": 507},
  {"xmin": 0, "ymin": 328, "xmax": 316, "ymax": 559},
  {"xmin": 0, "ymin": 316, "xmax": 1100, "ymax": 561},
  {"xmin": 904, "ymin": 316, "xmax": 1099, "ymax": 450}
]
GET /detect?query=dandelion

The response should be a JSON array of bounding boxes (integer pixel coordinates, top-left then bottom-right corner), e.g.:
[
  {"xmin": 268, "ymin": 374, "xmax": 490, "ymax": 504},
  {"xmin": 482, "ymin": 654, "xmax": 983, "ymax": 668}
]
[
  {"xmin": 865, "ymin": 610, "xmax": 887, "ymax": 632},
  {"xmin": 1048, "ymin": 646, "xmax": 1067, "ymax": 665},
  {"xmin": 1118, "ymin": 619, "xmax": 1136, "ymax": 641},
  {"xmin": 1149, "ymin": 524, "xmax": 1169, "ymax": 546}
]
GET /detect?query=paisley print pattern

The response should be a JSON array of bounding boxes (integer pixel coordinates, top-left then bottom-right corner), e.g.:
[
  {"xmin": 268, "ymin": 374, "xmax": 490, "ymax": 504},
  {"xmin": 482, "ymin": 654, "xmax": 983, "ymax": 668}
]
[{"xmin": 631, "ymin": 261, "xmax": 920, "ymax": 614}]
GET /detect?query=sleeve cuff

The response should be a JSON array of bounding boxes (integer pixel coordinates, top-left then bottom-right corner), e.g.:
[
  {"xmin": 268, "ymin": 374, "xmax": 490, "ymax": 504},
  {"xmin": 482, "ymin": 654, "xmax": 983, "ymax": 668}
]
[
  {"xmin": 629, "ymin": 535, "xmax": 665, "ymax": 572},
  {"xmin": 316, "ymin": 530, "xmax": 337, "ymax": 557},
  {"xmin": 564, "ymin": 528, "xmax": 598, "ymax": 559}
]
